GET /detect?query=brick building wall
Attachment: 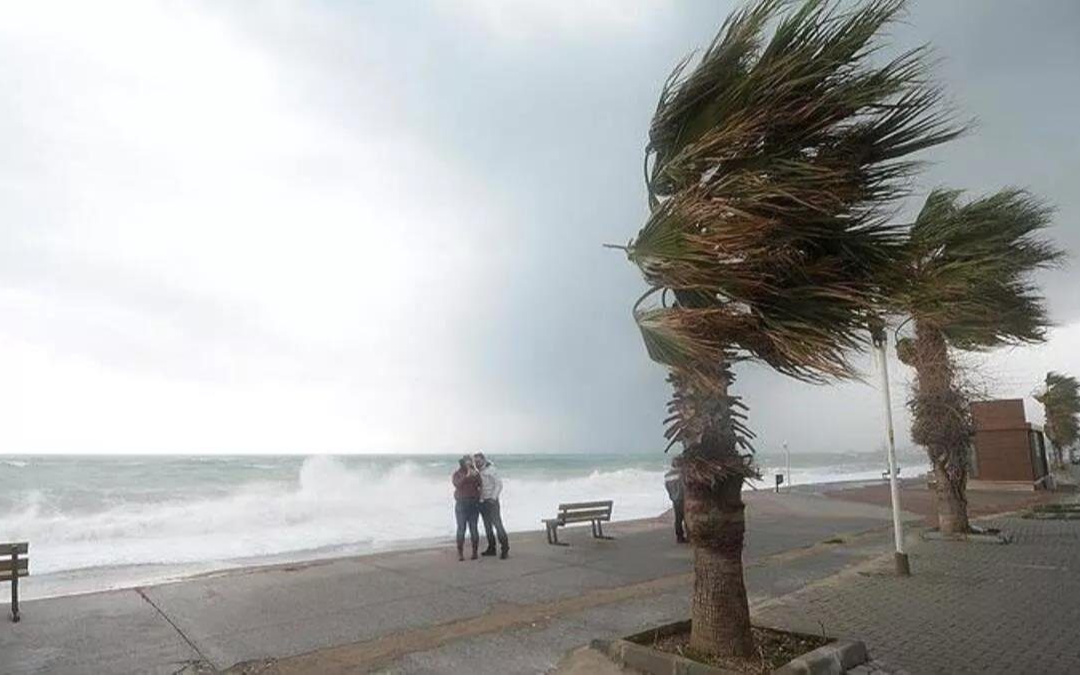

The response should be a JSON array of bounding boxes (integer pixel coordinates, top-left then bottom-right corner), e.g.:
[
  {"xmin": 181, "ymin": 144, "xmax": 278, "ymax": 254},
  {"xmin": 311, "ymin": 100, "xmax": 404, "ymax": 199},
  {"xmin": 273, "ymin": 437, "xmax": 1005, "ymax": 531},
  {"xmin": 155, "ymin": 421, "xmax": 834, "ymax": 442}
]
[{"xmin": 970, "ymin": 399, "xmax": 1047, "ymax": 483}]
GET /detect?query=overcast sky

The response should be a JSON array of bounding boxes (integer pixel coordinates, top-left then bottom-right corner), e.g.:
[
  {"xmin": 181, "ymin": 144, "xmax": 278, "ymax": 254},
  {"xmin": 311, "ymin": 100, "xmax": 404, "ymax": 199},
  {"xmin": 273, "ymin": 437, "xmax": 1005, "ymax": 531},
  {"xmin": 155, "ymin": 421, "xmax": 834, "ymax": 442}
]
[{"xmin": 2, "ymin": 1, "xmax": 1077, "ymax": 455}]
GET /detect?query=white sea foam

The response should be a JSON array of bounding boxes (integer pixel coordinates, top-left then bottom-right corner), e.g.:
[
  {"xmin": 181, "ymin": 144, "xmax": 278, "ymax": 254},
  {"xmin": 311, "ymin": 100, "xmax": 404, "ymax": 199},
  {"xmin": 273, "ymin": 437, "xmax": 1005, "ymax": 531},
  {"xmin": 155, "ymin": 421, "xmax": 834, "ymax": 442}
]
[
  {"xmin": 1, "ymin": 459, "xmax": 28, "ymax": 468},
  {"xmin": 2, "ymin": 455, "xmax": 928, "ymax": 579},
  {"xmin": 2, "ymin": 456, "xmax": 671, "ymax": 575}
]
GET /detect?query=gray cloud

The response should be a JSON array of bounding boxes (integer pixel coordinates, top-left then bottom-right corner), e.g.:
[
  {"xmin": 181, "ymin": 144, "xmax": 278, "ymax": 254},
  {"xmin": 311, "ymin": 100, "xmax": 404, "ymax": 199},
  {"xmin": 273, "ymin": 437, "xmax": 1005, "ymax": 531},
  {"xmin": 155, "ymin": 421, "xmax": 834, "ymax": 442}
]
[{"xmin": 1, "ymin": 1, "xmax": 1077, "ymax": 455}]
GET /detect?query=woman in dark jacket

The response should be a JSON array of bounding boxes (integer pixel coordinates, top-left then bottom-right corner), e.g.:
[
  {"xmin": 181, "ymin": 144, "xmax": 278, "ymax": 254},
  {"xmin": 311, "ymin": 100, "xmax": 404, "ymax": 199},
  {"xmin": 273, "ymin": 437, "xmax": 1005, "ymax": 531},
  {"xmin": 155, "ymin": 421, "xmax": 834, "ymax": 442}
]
[{"xmin": 452, "ymin": 455, "xmax": 482, "ymax": 561}]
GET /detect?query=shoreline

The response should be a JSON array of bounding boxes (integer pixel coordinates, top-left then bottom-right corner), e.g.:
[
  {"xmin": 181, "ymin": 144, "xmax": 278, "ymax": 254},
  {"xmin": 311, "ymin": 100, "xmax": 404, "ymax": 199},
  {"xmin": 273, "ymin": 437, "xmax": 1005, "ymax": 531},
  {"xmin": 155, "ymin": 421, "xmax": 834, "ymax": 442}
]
[{"xmin": 12, "ymin": 513, "xmax": 667, "ymax": 604}]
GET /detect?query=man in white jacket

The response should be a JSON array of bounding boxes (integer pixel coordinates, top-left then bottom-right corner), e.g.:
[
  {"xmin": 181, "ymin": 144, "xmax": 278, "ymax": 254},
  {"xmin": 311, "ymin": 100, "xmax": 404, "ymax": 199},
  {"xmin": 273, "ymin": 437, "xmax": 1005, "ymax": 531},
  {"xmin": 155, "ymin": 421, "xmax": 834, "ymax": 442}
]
[{"xmin": 473, "ymin": 452, "xmax": 509, "ymax": 559}]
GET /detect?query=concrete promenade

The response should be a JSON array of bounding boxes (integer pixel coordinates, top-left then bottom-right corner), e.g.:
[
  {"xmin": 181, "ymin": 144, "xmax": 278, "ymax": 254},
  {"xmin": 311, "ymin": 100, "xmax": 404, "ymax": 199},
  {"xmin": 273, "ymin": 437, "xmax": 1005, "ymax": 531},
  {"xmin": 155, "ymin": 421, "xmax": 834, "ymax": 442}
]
[
  {"xmin": 754, "ymin": 510, "xmax": 1080, "ymax": 675},
  {"xmin": 0, "ymin": 490, "xmax": 905, "ymax": 674}
]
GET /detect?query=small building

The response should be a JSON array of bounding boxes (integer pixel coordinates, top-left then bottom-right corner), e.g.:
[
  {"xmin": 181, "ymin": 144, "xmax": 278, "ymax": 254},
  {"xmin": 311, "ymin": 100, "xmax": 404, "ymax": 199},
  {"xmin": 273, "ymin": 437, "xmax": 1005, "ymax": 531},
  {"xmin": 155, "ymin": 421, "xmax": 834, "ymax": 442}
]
[{"xmin": 969, "ymin": 399, "xmax": 1050, "ymax": 490}]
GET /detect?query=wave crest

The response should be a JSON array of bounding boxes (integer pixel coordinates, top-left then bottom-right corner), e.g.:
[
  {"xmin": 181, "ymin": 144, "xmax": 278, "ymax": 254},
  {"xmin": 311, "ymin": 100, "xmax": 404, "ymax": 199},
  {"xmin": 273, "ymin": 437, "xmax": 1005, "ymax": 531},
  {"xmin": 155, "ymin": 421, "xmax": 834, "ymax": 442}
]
[{"xmin": 2, "ymin": 456, "xmax": 669, "ymax": 575}]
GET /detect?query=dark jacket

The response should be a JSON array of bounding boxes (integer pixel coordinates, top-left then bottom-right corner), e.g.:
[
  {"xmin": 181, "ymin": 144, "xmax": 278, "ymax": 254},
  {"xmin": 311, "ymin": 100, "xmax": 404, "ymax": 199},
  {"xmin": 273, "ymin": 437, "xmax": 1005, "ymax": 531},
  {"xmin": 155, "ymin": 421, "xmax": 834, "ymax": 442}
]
[
  {"xmin": 664, "ymin": 468, "xmax": 684, "ymax": 503},
  {"xmin": 453, "ymin": 468, "xmax": 481, "ymax": 501}
]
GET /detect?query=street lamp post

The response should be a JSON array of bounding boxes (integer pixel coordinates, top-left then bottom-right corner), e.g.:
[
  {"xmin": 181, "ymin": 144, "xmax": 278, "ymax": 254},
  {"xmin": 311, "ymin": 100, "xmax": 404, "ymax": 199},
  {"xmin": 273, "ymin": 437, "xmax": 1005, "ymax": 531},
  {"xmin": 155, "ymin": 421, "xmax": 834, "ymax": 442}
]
[
  {"xmin": 872, "ymin": 325, "xmax": 911, "ymax": 576},
  {"xmin": 784, "ymin": 441, "xmax": 791, "ymax": 492}
]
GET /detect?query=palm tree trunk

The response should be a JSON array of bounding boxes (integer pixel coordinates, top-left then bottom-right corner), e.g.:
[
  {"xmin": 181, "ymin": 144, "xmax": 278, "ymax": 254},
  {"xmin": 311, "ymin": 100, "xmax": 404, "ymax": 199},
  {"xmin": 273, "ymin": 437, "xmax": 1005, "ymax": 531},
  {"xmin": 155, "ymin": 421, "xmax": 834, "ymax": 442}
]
[
  {"xmin": 1051, "ymin": 444, "xmax": 1065, "ymax": 471},
  {"xmin": 933, "ymin": 460, "xmax": 970, "ymax": 534},
  {"xmin": 674, "ymin": 362, "xmax": 754, "ymax": 658},
  {"xmin": 912, "ymin": 322, "xmax": 971, "ymax": 535},
  {"xmin": 687, "ymin": 475, "xmax": 753, "ymax": 657}
]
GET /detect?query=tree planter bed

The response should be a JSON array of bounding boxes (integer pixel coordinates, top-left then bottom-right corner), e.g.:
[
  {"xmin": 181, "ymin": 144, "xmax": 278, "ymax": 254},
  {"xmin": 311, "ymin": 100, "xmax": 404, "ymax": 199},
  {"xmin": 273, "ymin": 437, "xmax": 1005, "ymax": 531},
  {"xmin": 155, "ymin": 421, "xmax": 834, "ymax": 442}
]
[
  {"xmin": 591, "ymin": 620, "xmax": 868, "ymax": 674},
  {"xmin": 921, "ymin": 527, "xmax": 1011, "ymax": 544}
]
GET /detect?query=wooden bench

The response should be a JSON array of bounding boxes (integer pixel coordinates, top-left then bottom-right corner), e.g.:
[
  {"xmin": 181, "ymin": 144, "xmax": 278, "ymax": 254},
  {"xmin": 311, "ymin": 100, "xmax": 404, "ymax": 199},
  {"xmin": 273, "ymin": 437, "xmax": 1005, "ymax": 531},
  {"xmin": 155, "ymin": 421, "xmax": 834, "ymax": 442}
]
[
  {"xmin": 542, "ymin": 501, "xmax": 614, "ymax": 545},
  {"xmin": 1, "ymin": 542, "xmax": 28, "ymax": 622}
]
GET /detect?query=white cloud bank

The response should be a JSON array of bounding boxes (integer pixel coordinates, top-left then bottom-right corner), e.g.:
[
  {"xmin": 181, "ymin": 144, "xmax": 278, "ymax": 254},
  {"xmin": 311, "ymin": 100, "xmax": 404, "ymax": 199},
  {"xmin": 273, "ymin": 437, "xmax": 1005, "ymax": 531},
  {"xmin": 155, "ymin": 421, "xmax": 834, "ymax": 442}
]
[
  {"xmin": 438, "ymin": 0, "xmax": 669, "ymax": 40},
  {"xmin": 0, "ymin": 2, "xmax": 550, "ymax": 453},
  {"xmin": 1, "ymin": 1, "xmax": 1077, "ymax": 456}
]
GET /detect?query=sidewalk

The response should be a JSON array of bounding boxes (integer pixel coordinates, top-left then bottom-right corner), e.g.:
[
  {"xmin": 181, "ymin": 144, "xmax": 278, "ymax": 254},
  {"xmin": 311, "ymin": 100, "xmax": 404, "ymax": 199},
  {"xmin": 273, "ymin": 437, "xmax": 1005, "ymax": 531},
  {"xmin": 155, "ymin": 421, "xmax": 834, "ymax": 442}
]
[
  {"xmin": 754, "ymin": 512, "xmax": 1080, "ymax": 674},
  {"xmin": 0, "ymin": 491, "xmax": 904, "ymax": 675}
]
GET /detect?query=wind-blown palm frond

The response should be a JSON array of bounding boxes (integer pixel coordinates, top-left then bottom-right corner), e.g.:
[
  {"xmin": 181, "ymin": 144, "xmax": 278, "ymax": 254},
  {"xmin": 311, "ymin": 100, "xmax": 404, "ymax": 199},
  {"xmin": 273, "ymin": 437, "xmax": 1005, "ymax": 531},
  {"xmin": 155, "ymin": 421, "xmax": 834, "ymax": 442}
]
[
  {"xmin": 646, "ymin": 0, "xmax": 959, "ymax": 205},
  {"xmin": 1035, "ymin": 372, "xmax": 1080, "ymax": 463},
  {"xmin": 619, "ymin": 0, "xmax": 961, "ymax": 657},
  {"xmin": 627, "ymin": 0, "xmax": 960, "ymax": 395},
  {"xmin": 901, "ymin": 188, "xmax": 1063, "ymax": 349}
]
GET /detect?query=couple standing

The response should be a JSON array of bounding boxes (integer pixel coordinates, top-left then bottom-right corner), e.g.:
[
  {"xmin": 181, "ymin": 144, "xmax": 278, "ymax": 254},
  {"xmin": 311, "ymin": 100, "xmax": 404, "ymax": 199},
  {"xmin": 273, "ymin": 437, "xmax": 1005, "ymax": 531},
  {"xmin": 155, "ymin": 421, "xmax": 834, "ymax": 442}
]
[{"xmin": 451, "ymin": 452, "xmax": 510, "ymax": 561}]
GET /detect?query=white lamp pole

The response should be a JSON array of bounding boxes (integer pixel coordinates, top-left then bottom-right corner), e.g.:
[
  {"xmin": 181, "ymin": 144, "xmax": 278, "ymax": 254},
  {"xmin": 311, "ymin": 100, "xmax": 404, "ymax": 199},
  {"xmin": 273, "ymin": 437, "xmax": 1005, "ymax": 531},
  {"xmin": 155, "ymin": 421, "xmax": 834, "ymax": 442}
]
[
  {"xmin": 872, "ymin": 326, "xmax": 910, "ymax": 576},
  {"xmin": 784, "ymin": 441, "xmax": 791, "ymax": 492}
]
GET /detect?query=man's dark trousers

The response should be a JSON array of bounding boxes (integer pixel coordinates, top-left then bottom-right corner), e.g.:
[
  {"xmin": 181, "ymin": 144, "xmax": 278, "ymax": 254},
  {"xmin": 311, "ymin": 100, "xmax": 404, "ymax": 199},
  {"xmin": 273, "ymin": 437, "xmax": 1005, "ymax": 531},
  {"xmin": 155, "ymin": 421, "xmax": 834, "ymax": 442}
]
[
  {"xmin": 673, "ymin": 498, "xmax": 686, "ymax": 543},
  {"xmin": 480, "ymin": 499, "xmax": 510, "ymax": 555}
]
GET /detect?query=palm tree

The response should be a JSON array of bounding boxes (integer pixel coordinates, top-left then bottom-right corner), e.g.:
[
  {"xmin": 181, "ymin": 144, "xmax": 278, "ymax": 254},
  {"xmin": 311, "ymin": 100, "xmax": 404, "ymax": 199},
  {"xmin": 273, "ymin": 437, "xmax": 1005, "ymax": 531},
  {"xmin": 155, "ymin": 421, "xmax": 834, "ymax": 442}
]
[
  {"xmin": 1035, "ymin": 372, "xmax": 1080, "ymax": 469},
  {"xmin": 894, "ymin": 189, "xmax": 1062, "ymax": 534},
  {"xmin": 620, "ymin": 0, "xmax": 959, "ymax": 657}
]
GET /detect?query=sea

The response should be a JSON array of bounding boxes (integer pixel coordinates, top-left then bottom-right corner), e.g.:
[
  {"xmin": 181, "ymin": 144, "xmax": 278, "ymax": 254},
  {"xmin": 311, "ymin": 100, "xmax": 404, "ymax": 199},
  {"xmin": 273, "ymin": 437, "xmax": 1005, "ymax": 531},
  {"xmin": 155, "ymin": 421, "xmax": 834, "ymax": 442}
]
[{"xmin": 0, "ymin": 451, "xmax": 927, "ymax": 599}]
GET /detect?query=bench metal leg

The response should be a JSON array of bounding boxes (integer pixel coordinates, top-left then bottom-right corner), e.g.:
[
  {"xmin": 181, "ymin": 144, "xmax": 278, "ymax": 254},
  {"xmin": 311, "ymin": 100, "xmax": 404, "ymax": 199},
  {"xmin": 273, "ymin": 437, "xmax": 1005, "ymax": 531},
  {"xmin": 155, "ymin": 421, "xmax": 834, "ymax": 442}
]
[
  {"xmin": 10, "ymin": 552, "xmax": 19, "ymax": 623},
  {"xmin": 547, "ymin": 524, "xmax": 569, "ymax": 546},
  {"xmin": 593, "ymin": 520, "xmax": 615, "ymax": 540}
]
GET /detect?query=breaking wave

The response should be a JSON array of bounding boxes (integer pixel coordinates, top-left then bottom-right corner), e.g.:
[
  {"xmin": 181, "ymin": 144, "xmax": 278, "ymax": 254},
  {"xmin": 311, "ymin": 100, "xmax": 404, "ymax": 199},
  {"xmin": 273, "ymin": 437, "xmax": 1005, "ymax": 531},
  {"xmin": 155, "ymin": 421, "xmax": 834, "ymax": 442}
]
[
  {"xmin": 1, "ymin": 456, "xmax": 669, "ymax": 575},
  {"xmin": 1, "ymin": 453, "xmax": 927, "ymax": 578}
]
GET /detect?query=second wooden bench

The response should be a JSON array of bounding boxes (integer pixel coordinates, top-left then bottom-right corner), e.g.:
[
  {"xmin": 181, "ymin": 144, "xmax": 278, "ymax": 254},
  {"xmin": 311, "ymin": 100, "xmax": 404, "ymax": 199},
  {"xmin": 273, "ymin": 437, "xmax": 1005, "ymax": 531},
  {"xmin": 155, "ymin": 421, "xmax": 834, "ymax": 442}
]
[{"xmin": 542, "ymin": 500, "xmax": 614, "ymax": 545}]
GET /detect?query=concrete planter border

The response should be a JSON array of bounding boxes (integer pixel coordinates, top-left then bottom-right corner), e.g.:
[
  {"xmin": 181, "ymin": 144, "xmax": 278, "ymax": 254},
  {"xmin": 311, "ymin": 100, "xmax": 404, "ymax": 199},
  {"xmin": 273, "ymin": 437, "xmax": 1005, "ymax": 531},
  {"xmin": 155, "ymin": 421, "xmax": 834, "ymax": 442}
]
[
  {"xmin": 1023, "ymin": 511, "xmax": 1080, "ymax": 520},
  {"xmin": 1025, "ymin": 503, "xmax": 1080, "ymax": 519},
  {"xmin": 921, "ymin": 529, "xmax": 1011, "ymax": 544},
  {"xmin": 591, "ymin": 619, "xmax": 868, "ymax": 675}
]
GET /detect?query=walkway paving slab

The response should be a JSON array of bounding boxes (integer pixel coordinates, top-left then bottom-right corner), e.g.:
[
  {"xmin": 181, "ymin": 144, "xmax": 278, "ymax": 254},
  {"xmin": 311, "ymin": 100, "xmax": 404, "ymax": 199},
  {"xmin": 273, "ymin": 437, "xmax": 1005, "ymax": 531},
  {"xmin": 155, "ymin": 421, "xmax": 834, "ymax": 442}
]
[
  {"xmin": 0, "ymin": 588, "xmax": 203, "ymax": 675},
  {"xmin": 755, "ymin": 516, "xmax": 1080, "ymax": 674}
]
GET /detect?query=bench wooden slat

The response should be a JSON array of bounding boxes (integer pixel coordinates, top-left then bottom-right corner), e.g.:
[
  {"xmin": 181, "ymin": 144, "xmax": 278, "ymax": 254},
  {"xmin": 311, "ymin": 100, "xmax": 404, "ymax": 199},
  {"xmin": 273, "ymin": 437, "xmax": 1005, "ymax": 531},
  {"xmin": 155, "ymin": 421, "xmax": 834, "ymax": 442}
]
[
  {"xmin": 0, "ymin": 569, "xmax": 28, "ymax": 581},
  {"xmin": 0, "ymin": 558, "xmax": 28, "ymax": 574},
  {"xmin": 0, "ymin": 543, "xmax": 28, "ymax": 556},
  {"xmin": 559, "ymin": 509, "xmax": 613, "ymax": 522},
  {"xmin": 558, "ymin": 501, "xmax": 613, "ymax": 511}
]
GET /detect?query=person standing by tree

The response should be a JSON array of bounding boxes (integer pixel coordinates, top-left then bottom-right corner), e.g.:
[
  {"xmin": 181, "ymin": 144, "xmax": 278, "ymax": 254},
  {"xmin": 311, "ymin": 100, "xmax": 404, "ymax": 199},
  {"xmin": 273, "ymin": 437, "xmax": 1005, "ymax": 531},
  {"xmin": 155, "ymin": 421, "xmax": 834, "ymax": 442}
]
[
  {"xmin": 451, "ymin": 456, "xmax": 482, "ymax": 561},
  {"xmin": 474, "ymin": 452, "xmax": 509, "ymax": 559},
  {"xmin": 665, "ymin": 462, "xmax": 687, "ymax": 543}
]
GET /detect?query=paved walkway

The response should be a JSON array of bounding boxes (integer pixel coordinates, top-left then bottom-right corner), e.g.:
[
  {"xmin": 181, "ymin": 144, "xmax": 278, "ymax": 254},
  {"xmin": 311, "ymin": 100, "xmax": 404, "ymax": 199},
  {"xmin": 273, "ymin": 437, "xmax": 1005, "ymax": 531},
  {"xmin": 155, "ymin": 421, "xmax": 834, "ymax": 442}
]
[
  {"xmin": 822, "ymin": 479, "xmax": 1060, "ymax": 527},
  {"xmin": 755, "ymin": 512, "xmax": 1080, "ymax": 674},
  {"xmin": 0, "ymin": 491, "xmax": 905, "ymax": 674}
]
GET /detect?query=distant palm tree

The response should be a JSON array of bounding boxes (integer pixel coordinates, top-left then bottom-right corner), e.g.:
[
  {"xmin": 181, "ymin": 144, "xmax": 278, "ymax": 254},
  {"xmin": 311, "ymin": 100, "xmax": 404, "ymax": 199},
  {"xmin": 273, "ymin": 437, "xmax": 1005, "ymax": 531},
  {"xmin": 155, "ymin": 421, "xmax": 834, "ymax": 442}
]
[
  {"xmin": 620, "ymin": 0, "xmax": 959, "ymax": 657},
  {"xmin": 895, "ymin": 189, "xmax": 1062, "ymax": 534},
  {"xmin": 1035, "ymin": 372, "xmax": 1080, "ymax": 469}
]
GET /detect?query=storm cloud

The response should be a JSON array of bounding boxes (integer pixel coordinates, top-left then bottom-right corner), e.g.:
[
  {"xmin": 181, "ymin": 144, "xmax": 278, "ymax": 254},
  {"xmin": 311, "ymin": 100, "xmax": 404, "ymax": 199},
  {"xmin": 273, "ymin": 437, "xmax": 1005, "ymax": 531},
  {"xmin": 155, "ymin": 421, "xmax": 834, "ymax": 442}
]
[{"xmin": 2, "ymin": 1, "xmax": 1077, "ymax": 454}]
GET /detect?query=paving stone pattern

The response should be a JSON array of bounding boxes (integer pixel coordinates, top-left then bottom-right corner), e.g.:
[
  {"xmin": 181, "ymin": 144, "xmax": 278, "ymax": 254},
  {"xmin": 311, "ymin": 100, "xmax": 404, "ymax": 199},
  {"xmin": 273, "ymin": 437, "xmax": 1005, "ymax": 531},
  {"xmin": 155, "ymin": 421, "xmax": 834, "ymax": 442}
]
[{"xmin": 755, "ymin": 517, "xmax": 1080, "ymax": 675}]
